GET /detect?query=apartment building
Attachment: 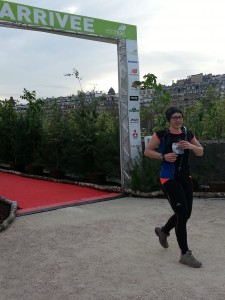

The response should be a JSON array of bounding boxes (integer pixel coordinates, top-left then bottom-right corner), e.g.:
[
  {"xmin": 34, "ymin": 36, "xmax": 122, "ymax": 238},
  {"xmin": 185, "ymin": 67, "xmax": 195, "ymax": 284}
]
[
  {"xmin": 139, "ymin": 73, "xmax": 225, "ymax": 107},
  {"xmin": 14, "ymin": 87, "xmax": 119, "ymax": 115}
]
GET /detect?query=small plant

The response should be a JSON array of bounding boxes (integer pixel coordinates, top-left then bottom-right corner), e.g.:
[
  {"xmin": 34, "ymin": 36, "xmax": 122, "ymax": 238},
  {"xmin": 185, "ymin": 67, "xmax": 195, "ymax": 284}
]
[{"xmin": 130, "ymin": 152, "xmax": 161, "ymax": 192}]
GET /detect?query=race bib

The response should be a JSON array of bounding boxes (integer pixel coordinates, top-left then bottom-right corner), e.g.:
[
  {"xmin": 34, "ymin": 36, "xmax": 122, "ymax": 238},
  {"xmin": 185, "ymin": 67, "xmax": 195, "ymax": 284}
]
[{"xmin": 172, "ymin": 142, "xmax": 184, "ymax": 155}]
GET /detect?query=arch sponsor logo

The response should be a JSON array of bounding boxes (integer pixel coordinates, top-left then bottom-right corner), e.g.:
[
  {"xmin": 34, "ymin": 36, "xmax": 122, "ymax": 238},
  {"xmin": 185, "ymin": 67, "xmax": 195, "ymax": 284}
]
[
  {"xmin": 130, "ymin": 118, "xmax": 139, "ymax": 123},
  {"xmin": 128, "ymin": 49, "xmax": 138, "ymax": 56},
  {"xmin": 132, "ymin": 129, "xmax": 139, "ymax": 139},
  {"xmin": 130, "ymin": 96, "xmax": 138, "ymax": 101},
  {"xmin": 129, "ymin": 107, "xmax": 139, "ymax": 113},
  {"xmin": 130, "ymin": 68, "xmax": 138, "ymax": 75},
  {"xmin": 131, "ymin": 144, "xmax": 142, "ymax": 148},
  {"xmin": 128, "ymin": 60, "xmax": 138, "ymax": 64},
  {"xmin": 106, "ymin": 24, "xmax": 126, "ymax": 38}
]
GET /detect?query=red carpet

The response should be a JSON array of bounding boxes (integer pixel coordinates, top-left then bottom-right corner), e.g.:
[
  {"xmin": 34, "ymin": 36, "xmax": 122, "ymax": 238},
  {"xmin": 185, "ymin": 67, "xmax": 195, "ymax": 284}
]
[{"xmin": 0, "ymin": 172, "xmax": 124, "ymax": 216}]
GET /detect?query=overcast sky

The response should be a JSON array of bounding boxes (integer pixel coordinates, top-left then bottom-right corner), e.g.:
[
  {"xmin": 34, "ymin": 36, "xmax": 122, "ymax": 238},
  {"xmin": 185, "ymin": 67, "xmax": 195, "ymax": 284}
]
[{"xmin": 1, "ymin": 0, "xmax": 225, "ymax": 102}]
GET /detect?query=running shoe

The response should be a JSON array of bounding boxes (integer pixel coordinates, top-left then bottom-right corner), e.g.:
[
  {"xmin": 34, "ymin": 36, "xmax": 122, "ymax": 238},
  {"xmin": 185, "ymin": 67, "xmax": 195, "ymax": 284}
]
[
  {"xmin": 179, "ymin": 250, "xmax": 202, "ymax": 268},
  {"xmin": 155, "ymin": 227, "xmax": 170, "ymax": 248}
]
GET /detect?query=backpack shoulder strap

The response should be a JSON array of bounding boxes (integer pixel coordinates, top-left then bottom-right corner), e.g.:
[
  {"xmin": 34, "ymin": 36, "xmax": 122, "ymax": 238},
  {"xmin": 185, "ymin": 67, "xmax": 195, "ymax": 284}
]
[
  {"xmin": 161, "ymin": 128, "xmax": 171, "ymax": 155},
  {"xmin": 164, "ymin": 128, "xmax": 171, "ymax": 145},
  {"xmin": 181, "ymin": 126, "xmax": 188, "ymax": 141}
]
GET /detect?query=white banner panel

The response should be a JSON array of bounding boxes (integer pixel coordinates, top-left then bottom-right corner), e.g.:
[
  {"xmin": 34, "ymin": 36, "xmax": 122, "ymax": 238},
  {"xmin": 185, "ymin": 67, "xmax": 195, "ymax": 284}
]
[{"xmin": 126, "ymin": 39, "xmax": 142, "ymax": 159}]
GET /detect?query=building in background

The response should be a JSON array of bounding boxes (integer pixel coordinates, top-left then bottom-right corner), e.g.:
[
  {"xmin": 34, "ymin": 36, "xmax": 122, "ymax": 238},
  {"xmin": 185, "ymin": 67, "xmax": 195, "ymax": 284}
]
[
  {"xmin": 13, "ymin": 87, "xmax": 119, "ymax": 115},
  {"xmin": 139, "ymin": 73, "xmax": 225, "ymax": 107},
  {"xmin": 5, "ymin": 73, "xmax": 225, "ymax": 112}
]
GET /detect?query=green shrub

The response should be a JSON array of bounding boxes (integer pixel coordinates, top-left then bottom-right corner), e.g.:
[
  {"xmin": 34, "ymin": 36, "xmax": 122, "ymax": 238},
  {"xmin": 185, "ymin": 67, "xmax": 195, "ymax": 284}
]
[{"xmin": 130, "ymin": 153, "xmax": 161, "ymax": 192}]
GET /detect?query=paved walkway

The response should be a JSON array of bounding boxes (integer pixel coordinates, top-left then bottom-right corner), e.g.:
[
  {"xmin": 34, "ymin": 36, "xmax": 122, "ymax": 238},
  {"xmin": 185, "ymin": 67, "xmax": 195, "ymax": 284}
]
[{"xmin": 1, "ymin": 196, "xmax": 225, "ymax": 300}]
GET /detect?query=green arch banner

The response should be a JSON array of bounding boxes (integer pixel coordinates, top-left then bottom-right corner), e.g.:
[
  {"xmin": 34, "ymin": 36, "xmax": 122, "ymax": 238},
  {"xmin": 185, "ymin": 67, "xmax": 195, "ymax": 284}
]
[{"xmin": 0, "ymin": 1, "xmax": 137, "ymax": 40}]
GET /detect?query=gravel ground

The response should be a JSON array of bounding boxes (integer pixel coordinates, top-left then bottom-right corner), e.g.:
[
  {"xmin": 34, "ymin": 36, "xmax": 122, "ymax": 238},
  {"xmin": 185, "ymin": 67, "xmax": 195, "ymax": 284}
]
[{"xmin": 1, "ymin": 196, "xmax": 225, "ymax": 300}]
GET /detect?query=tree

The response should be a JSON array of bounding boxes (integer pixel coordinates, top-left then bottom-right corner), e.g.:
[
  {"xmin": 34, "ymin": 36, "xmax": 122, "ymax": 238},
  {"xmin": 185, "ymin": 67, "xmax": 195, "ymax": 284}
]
[
  {"xmin": 20, "ymin": 88, "xmax": 44, "ymax": 164},
  {"xmin": 65, "ymin": 68, "xmax": 83, "ymax": 91},
  {"xmin": 0, "ymin": 99, "xmax": 18, "ymax": 162},
  {"xmin": 183, "ymin": 100, "xmax": 204, "ymax": 137},
  {"xmin": 133, "ymin": 73, "xmax": 172, "ymax": 131},
  {"xmin": 41, "ymin": 100, "xmax": 68, "ymax": 169},
  {"xmin": 132, "ymin": 73, "xmax": 160, "ymax": 90},
  {"xmin": 94, "ymin": 110, "xmax": 120, "ymax": 177}
]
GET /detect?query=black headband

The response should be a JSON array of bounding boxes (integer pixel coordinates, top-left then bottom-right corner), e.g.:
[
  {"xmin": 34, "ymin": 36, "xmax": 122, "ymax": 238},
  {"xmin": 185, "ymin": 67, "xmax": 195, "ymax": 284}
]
[{"xmin": 165, "ymin": 107, "xmax": 183, "ymax": 121}]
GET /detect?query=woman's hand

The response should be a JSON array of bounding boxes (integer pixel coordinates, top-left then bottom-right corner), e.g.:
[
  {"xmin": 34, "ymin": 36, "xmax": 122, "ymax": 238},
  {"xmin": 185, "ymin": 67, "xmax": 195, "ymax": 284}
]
[
  {"xmin": 164, "ymin": 152, "xmax": 177, "ymax": 162},
  {"xmin": 178, "ymin": 138, "xmax": 203, "ymax": 156},
  {"xmin": 178, "ymin": 140, "xmax": 194, "ymax": 150}
]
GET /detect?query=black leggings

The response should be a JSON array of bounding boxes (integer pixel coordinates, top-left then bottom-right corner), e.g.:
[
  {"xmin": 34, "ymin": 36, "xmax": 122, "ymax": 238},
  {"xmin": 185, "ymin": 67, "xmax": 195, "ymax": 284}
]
[{"xmin": 161, "ymin": 177, "xmax": 193, "ymax": 254}]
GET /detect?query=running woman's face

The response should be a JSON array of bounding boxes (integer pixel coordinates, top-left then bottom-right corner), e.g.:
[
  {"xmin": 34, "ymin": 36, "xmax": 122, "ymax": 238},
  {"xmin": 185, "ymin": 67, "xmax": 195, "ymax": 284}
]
[{"xmin": 169, "ymin": 113, "xmax": 183, "ymax": 130}]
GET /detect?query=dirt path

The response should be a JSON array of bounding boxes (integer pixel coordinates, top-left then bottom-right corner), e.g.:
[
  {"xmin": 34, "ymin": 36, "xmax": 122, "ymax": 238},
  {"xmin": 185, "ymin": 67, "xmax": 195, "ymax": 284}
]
[{"xmin": 1, "ymin": 197, "xmax": 225, "ymax": 300}]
